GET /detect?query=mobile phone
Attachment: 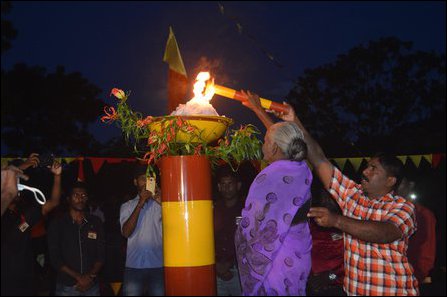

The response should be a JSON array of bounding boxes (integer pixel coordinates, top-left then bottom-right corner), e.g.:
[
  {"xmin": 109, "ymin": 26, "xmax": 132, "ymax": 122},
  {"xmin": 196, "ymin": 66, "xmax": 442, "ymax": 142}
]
[{"xmin": 146, "ymin": 176, "xmax": 156, "ymax": 195}]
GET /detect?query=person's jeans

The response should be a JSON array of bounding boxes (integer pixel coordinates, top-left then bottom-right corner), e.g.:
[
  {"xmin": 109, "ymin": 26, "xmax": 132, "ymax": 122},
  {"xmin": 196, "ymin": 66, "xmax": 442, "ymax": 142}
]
[
  {"xmin": 122, "ymin": 267, "xmax": 164, "ymax": 296},
  {"xmin": 55, "ymin": 283, "xmax": 100, "ymax": 296}
]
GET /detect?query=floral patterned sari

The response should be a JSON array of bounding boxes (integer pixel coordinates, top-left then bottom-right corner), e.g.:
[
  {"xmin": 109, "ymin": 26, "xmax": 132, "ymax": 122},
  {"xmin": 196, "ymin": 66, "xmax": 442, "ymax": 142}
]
[{"xmin": 235, "ymin": 160, "xmax": 313, "ymax": 296}]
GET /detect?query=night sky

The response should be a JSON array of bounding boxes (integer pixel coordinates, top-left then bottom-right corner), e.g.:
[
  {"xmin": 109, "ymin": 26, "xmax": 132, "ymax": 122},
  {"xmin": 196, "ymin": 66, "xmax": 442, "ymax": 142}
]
[{"xmin": 2, "ymin": 1, "xmax": 446, "ymax": 144}]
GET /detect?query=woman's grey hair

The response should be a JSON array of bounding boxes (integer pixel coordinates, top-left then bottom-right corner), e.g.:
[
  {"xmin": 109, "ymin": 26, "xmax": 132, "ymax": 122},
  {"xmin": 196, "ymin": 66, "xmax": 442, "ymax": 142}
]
[{"xmin": 270, "ymin": 122, "xmax": 307, "ymax": 161}]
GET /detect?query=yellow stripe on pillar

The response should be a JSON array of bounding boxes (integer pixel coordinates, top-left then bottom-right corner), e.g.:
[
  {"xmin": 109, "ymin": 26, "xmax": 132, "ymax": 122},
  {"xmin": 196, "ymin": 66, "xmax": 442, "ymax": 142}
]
[{"xmin": 162, "ymin": 200, "xmax": 215, "ymax": 267}]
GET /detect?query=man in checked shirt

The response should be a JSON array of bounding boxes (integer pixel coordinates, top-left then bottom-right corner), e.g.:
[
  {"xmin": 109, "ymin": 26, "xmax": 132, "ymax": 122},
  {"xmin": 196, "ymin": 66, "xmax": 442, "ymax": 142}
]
[{"xmin": 241, "ymin": 91, "xmax": 419, "ymax": 296}]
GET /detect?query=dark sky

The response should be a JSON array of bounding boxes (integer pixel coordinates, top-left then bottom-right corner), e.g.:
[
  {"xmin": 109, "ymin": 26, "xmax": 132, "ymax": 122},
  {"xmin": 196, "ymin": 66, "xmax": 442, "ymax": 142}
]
[{"xmin": 2, "ymin": 1, "xmax": 446, "ymax": 144}]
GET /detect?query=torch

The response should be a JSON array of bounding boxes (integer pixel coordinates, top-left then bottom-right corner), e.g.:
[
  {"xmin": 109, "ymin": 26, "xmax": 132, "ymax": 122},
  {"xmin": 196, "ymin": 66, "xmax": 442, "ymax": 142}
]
[{"xmin": 206, "ymin": 82, "xmax": 290, "ymax": 114}]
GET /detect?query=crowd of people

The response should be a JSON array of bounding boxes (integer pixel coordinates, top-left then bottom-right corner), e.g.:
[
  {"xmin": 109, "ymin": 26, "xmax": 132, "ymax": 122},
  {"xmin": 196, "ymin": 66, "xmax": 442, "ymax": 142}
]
[{"xmin": 1, "ymin": 91, "xmax": 445, "ymax": 296}]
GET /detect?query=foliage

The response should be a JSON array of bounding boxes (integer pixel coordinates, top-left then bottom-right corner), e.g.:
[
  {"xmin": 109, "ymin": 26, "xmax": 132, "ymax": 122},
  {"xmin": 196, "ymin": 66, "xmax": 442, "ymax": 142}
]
[
  {"xmin": 286, "ymin": 37, "xmax": 446, "ymax": 155},
  {"xmin": 1, "ymin": 1, "xmax": 17, "ymax": 54},
  {"xmin": 1, "ymin": 63, "xmax": 105, "ymax": 155},
  {"xmin": 102, "ymin": 88, "xmax": 262, "ymax": 175}
]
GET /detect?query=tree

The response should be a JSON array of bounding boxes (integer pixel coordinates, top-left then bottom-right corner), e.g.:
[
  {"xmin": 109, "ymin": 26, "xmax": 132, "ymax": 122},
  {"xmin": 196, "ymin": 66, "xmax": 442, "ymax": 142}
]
[
  {"xmin": 1, "ymin": 1, "xmax": 17, "ymax": 54},
  {"xmin": 286, "ymin": 37, "xmax": 446, "ymax": 156},
  {"xmin": 1, "ymin": 63, "xmax": 105, "ymax": 155}
]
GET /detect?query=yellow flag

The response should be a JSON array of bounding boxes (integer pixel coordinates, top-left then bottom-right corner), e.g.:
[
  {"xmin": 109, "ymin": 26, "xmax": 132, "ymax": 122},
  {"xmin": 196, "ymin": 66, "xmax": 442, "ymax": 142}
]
[
  {"xmin": 163, "ymin": 26, "xmax": 188, "ymax": 113},
  {"xmin": 409, "ymin": 155, "xmax": 423, "ymax": 167},
  {"xmin": 348, "ymin": 158, "xmax": 364, "ymax": 172}
]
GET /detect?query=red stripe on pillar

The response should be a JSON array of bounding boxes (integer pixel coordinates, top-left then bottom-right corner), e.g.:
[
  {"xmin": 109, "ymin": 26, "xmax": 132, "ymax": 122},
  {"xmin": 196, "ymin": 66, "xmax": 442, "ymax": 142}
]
[
  {"xmin": 164, "ymin": 265, "xmax": 216, "ymax": 296},
  {"xmin": 159, "ymin": 155, "xmax": 212, "ymax": 202}
]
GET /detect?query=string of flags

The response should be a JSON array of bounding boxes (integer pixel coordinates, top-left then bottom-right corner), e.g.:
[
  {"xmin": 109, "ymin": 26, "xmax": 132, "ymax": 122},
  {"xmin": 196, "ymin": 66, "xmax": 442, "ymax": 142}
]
[{"xmin": 2, "ymin": 154, "xmax": 445, "ymax": 180}]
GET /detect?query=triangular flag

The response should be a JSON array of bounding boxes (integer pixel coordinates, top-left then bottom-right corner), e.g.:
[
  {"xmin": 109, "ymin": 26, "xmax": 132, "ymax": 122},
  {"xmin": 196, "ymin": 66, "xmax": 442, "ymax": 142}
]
[
  {"xmin": 422, "ymin": 154, "xmax": 432, "ymax": 165},
  {"xmin": 409, "ymin": 155, "xmax": 423, "ymax": 167},
  {"xmin": 109, "ymin": 282, "xmax": 122, "ymax": 296},
  {"xmin": 332, "ymin": 158, "xmax": 347, "ymax": 170},
  {"xmin": 163, "ymin": 26, "xmax": 188, "ymax": 113},
  {"xmin": 1, "ymin": 158, "xmax": 12, "ymax": 168},
  {"xmin": 64, "ymin": 157, "xmax": 77, "ymax": 164},
  {"xmin": 397, "ymin": 155, "xmax": 407, "ymax": 165},
  {"xmin": 348, "ymin": 158, "xmax": 363, "ymax": 172},
  {"xmin": 77, "ymin": 157, "xmax": 85, "ymax": 181},
  {"xmin": 432, "ymin": 153, "xmax": 443, "ymax": 168},
  {"xmin": 89, "ymin": 157, "xmax": 106, "ymax": 174}
]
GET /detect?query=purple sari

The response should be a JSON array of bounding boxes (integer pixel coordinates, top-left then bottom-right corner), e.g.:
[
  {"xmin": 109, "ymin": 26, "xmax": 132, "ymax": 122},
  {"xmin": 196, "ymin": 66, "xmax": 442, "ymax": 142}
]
[{"xmin": 235, "ymin": 160, "xmax": 313, "ymax": 296}]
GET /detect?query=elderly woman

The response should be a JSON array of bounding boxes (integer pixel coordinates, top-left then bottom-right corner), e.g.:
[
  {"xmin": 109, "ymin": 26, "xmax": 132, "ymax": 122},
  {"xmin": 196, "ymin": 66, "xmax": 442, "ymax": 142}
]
[{"xmin": 235, "ymin": 91, "xmax": 313, "ymax": 296}]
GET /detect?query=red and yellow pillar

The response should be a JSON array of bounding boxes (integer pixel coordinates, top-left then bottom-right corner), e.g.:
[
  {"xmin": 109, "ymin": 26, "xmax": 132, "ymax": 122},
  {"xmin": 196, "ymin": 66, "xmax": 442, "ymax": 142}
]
[{"xmin": 160, "ymin": 155, "xmax": 216, "ymax": 296}]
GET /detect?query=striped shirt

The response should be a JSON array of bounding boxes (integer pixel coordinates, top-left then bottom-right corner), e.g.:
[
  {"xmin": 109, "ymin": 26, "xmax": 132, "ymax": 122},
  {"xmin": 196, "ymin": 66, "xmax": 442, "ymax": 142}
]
[{"xmin": 328, "ymin": 167, "xmax": 419, "ymax": 296}]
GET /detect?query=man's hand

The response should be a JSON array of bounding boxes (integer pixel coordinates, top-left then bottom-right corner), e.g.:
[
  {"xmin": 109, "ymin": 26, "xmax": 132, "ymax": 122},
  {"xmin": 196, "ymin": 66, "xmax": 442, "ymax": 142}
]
[
  {"xmin": 50, "ymin": 160, "xmax": 62, "ymax": 176},
  {"xmin": 137, "ymin": 190, "xmax": 153, "ymax": 208},
  {"xmin": 19, "ymin": 153, "xmax": 40, "ymax": 170},
  {"xmin": 308, "ymin": 207, "xmax": 340, "ymax": 228},
  {"xmin": 269, "ymin": 101, "xmax": 296, "ymax": 122},
  {"xmin": 1, "ymin": 166, "xmax": 29, "ymax": 216},
  {"xmin": 75, "ymin": 275, "xmax": 94, "ymax": 292}
]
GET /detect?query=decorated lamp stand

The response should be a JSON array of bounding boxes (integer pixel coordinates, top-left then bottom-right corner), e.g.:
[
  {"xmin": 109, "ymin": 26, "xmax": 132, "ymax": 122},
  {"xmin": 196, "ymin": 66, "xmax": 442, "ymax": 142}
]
[
  {"xmin": 102, "ymin": 84, "xmax": 261, "ymax": 296},
  {"xmin": 160, "ymin": 155, "xmax": 216, "ymax": 295}
]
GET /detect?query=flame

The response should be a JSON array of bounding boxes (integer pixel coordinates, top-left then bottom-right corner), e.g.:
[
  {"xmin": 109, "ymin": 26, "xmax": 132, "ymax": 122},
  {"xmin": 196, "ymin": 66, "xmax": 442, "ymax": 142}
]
[{"xmin": 189, "ymin": 71, "xmax": 215, "ymax": 105}]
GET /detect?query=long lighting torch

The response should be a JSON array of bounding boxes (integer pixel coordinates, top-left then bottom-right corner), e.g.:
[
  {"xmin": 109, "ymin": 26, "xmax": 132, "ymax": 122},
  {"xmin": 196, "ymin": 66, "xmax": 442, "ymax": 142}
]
[{"xmin": 206, "ymin": 81, "xmax": 290, "ymax": 113}]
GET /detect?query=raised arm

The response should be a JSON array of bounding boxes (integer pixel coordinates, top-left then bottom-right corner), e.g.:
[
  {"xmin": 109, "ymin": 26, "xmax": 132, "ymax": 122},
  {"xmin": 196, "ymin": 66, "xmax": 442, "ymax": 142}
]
[
  {"xmin": 42, "ymin": 160, "xmax": 62, "ymax": 215},
  {"xmin": 240, "ymin": 90, "xmax": 275, "ymax": 129},
  {"xmin": 270, "ymin": 102, "xmax": 334, "ymax": 189},
  {"xmin": 1, "ymin": 166, "xmax": 28, "ymax": 216},
  {"xmin": 289, "ymin": 108, "xmax": 334, "ymax": 189}
]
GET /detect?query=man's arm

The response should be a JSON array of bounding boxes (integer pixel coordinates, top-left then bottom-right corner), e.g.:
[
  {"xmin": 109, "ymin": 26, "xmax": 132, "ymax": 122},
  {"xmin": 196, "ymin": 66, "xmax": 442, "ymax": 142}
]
[
  {"xmin": 308, "ymin": 207, "xmax": 402, "ymax": 243},
  {"xmin": 286, "ymin": 105, "xmax": 334, "ymax": 189},
  {"xmin": 242, "ymin": 92, "xmax": 334, "ymax": 189},
  {"xmin": 42, "ymin": 160, "xmax": 62, "ymax": 215},
  {"xmin": 18, "ymin": 153, "xmax": 40, "ymax": 170},
  {"xmin": 1, "ymin": 166, "xmax": 28, "ymax": 216},
  {"xmin": 121, "ymin": 190, "xmax": 152, "ymax": 238}
]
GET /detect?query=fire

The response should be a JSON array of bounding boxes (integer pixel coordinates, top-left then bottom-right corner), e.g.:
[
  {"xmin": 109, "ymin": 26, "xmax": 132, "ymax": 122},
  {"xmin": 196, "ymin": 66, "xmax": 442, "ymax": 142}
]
[
  {"xmin": 170, "ymin": 71, "xmax": 219, "ymax": 116},
  {"xmin": 190, "ymin": 72, "xmax": 215, "ymax": 105}
]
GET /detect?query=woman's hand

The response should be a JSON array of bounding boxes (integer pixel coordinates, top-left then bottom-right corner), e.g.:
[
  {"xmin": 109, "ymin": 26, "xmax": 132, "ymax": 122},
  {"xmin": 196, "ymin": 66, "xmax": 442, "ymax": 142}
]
[{"xmin": 240, "ymin": 90, "xmax": 263, "ymax": 112}]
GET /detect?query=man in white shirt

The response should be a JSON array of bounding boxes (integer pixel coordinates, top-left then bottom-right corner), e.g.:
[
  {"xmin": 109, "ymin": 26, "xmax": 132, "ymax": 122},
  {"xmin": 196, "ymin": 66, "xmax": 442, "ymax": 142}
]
[{"xmin": 120, "ymin": 166, "xmax": 163, "ymax": 296}]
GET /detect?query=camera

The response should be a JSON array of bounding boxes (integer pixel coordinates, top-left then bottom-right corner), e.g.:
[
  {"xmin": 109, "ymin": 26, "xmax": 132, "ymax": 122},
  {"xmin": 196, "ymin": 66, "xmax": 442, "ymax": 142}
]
[{"xmin": 38, "ymin": 153, "xmax": 55, "ymax": 168}]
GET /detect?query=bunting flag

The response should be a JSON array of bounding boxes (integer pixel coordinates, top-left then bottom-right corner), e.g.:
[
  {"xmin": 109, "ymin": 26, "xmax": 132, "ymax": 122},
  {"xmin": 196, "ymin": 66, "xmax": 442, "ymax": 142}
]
[
  {"xmin": 348, "ymin": 157, "xmax": 364, "ymax": 172},
  {"xmin": 332, "ymin": 158, "xmax": 347, "ymax": 170},
  {"xmin": 1, "ymin": 158, "xmax": 12, "ymax": 168},
  {"xmin": 432, "ymin": 153, "xmax": 445, "ymax": 168},
  {"xmin": 163, "ymin": 26, "xmax": 188, "ymax": 113},
  {"xmin": 64, "ymin": 157, "xmax": 77, "ymax": 164},
  {"xmin": 88, "ymin": 157, "xmax": 106, "ymax": 175},
  {"xmin": 77, "ymin": 157, "xmax": 85, "ymax": 181},
  {"xmin": 1, "ymin": 154, "xmax": 444, "ymax": 177},
  {"xmin": 109, "ymin": 282, "xmax": 122, "ymax": 296},
  {"xmin": 397, "ymin": 155, "xmax": 408, "ymax": 165}
]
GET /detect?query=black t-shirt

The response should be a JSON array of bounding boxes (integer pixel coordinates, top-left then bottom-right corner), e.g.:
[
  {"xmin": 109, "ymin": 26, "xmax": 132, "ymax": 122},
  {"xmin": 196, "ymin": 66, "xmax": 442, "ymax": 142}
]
[{"xmin": 1, "ymin": 204, "xmax": 42, "ymax": 295}]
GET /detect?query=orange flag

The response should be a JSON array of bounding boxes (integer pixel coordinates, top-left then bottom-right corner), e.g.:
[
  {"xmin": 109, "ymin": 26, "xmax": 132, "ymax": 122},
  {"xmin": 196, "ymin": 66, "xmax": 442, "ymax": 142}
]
[{"xmin": 163, "ymin": 26, "xmax": 188, "ymax": 113}]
